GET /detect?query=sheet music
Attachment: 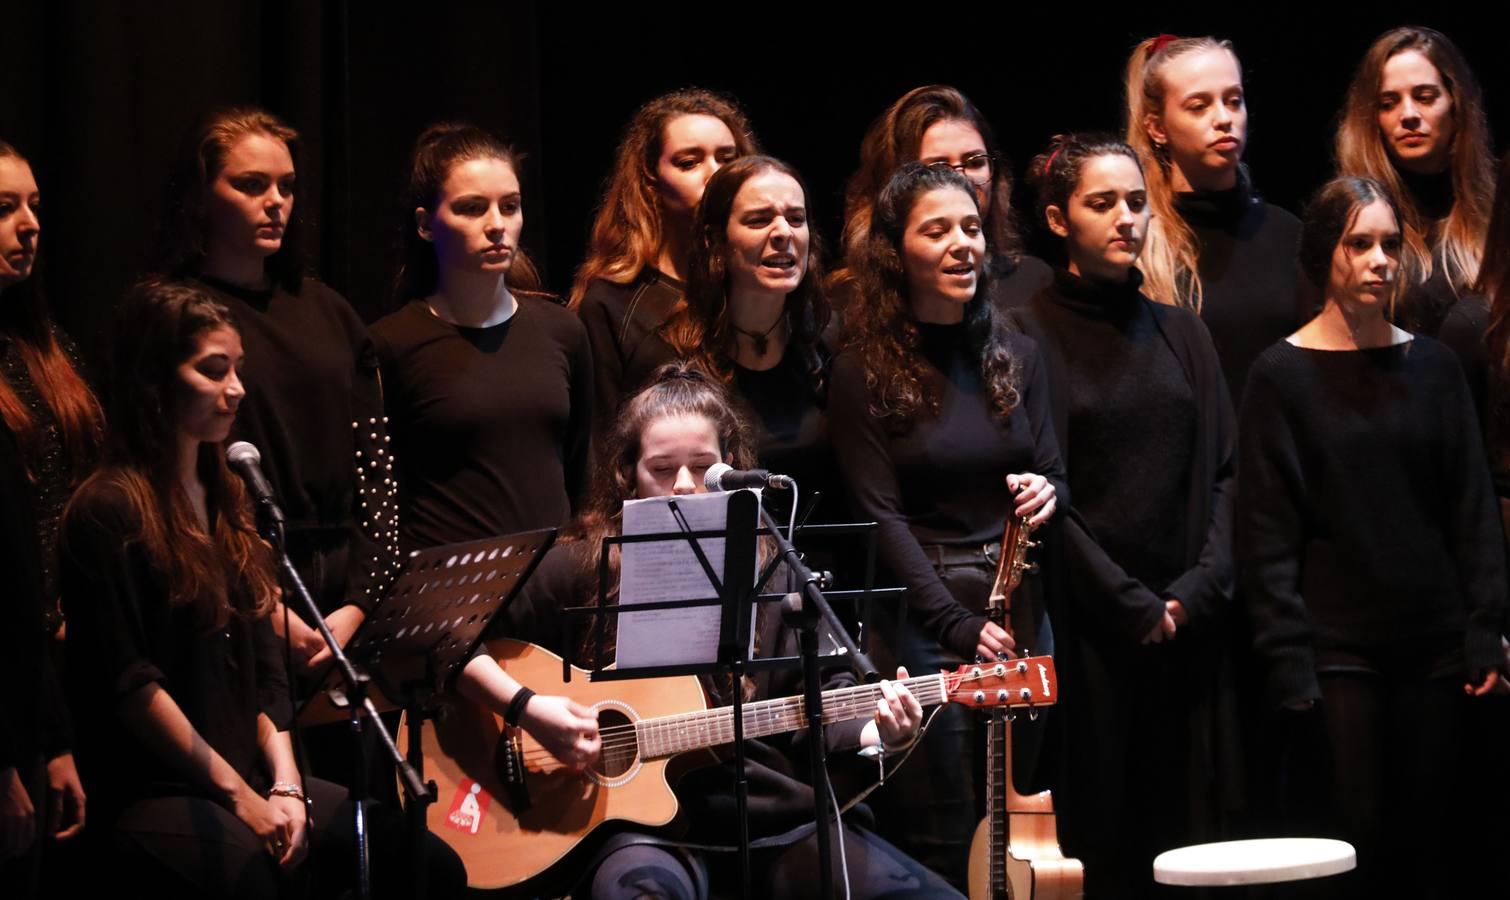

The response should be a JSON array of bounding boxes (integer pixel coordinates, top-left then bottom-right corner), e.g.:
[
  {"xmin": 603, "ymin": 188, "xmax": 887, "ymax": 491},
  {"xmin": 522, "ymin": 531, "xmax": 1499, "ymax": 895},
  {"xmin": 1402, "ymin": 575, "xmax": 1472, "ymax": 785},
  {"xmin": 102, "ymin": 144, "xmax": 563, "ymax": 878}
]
[{"xmin": 615, "ymin": 491, "xmax": 756, "ymax": 668}]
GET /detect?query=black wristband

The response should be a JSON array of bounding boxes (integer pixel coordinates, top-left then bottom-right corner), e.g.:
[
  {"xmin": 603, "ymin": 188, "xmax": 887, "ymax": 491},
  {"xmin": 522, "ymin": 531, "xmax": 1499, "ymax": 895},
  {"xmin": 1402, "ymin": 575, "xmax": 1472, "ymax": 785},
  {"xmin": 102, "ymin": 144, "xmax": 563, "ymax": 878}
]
[{"xmin": 504, "ymin": 687, "xmax": 536, "ymax": 727}]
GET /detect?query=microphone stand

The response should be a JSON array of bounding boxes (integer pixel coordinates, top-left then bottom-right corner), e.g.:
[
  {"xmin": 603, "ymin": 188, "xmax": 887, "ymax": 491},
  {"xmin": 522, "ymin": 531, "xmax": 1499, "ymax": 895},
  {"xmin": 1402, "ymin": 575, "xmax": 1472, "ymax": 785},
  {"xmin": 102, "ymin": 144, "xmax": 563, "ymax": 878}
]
[
  {"xmin": 761, "ymin": 487, "xmax": 881, "ymax": 900},
  {"xmin": 251, "ymin": 502, "xmax": 430, "ymax": 900}
]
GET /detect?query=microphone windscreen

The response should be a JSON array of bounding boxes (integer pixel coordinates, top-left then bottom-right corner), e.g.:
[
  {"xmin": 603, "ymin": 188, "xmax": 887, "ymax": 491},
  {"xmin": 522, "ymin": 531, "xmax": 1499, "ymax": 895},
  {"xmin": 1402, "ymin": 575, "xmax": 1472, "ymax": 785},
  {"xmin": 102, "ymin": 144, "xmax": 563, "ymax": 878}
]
[
  {"xmin": 226, "ymin": 441, "xmax": 262, "ymax": 466},
  {"xmin": 703, "ymin": 462, "xmax": 734, "ymax": 492}
]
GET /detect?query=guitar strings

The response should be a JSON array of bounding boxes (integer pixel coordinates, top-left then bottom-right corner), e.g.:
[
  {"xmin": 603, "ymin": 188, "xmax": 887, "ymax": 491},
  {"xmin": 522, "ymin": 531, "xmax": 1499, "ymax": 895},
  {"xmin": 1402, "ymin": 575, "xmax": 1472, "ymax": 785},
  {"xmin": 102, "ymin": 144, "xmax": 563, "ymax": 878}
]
[{"xmin": 509, "ymin": 668, "xmax": 1042, "ymax": 765}]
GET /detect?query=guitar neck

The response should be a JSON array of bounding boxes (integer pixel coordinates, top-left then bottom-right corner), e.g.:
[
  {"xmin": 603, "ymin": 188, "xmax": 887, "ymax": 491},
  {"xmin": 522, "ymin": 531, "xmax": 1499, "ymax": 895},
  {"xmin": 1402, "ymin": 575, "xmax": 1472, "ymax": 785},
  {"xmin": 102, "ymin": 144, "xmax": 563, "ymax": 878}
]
[{"xmin": 634, "ymin": 673, "xmax": 950, "ymax": 760}]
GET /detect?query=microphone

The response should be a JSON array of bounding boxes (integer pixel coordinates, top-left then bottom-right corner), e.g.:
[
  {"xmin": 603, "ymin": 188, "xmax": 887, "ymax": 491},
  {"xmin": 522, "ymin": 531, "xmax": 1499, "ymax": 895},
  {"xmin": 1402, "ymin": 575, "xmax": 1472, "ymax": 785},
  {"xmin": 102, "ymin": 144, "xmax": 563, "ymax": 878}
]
[
  {"xmin": 704, "ymin": 462, "xmax": 795, "ymax": 492},
  {"xmin": 226, "ymin": 441, "xmax": 286, "ymax": 526}
]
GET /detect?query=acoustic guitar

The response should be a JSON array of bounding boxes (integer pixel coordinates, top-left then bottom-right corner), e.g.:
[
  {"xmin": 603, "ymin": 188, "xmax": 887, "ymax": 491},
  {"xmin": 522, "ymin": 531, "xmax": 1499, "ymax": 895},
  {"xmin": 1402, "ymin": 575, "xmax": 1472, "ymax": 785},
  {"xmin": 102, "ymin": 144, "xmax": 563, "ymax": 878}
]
[
  {"xmin": 967, "ymin": 515, "xmax": 1084, "ymax": 899},
  {"xmin": 405, "ymin": 638, "xmax": 1058, "ymax": 890}
]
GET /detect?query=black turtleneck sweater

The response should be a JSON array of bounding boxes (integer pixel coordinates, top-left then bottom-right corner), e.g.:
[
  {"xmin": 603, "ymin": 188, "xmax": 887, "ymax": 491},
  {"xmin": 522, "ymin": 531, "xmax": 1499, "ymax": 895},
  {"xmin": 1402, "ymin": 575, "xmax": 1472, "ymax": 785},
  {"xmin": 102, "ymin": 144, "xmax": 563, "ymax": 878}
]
[
  {"xmin": 1008, "ymin": 270, "xmax": 1236, "ymax": 644},
  {"xmin": 1392, "ymin": 168, "xmax": 1464, "ymax": 338},
  {"xmin": 829, "ymin": 321, "xmax": 1067, "ymax": 660},
  {"xmin": 1175, "ymin": 176, "xmax": 1311, "ymax": 405},
  {"xmin": 577, "ymin": 268, "xmax": 683, "ymax": 436},
  {"xmin": 1238, "ymin": 337, "xmax": 1506, "ymax": 708}
]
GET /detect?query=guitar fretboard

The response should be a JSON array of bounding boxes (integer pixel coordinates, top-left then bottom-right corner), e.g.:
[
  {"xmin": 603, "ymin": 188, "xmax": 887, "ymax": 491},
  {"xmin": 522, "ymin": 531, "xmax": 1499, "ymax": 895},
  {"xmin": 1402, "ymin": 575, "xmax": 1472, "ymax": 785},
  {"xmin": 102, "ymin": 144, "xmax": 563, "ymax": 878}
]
[{"xmin": 634, "ymin": 674, "xmax": 950, "ymax": 759}]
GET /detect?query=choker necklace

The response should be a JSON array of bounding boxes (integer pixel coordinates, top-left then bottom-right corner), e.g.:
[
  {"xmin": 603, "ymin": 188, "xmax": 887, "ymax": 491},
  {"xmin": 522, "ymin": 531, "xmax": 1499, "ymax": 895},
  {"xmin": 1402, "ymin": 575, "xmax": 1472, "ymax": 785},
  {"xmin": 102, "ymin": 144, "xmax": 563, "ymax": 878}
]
[{"xmin": 733, "ymin": 312, "xmax": 787, "ymax": 356}]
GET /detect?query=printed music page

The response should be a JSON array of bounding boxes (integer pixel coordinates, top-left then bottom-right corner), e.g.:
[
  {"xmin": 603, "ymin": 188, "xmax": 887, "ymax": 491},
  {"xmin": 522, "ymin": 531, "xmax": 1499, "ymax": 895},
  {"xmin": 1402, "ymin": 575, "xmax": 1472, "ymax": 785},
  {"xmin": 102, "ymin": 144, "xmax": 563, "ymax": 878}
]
[{"xmin": 616, "ymin": 491, "xmax": 757, "ymax": 669}]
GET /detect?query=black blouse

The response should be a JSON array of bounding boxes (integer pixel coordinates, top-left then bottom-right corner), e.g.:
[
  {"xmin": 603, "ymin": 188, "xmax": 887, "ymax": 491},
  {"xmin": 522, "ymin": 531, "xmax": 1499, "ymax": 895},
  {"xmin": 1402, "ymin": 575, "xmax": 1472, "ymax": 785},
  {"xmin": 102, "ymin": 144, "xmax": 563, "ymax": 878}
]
[
  {"xmin": 1238, "ymin": 338, "xmax": 1507, "ymax": 708},
  {"xmin": 371, "ymin": 296, "xmax": 593, "ymax": 551},
  {"xmin": 577, "ymin": 269, "xmax": 683, "ymax": 437},
  {"xmin": 829, "ymin": 324, "xmax": 1067, "ymax": 660},
  {"xmin": 195, "ymin": 276, "xmax": 399, "ymax": 615},
  {"xmin": 60, "ymin": 479, "xmax": 291, "ymax": 819}
]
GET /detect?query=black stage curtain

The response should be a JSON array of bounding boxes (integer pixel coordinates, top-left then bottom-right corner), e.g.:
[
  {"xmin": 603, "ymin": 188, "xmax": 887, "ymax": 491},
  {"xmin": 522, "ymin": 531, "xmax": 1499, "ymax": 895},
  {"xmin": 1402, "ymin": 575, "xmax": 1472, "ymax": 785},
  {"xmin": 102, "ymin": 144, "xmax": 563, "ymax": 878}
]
[{"xmin": 3, "ymin": 4, "xmax": 1506, "ymax": 345}]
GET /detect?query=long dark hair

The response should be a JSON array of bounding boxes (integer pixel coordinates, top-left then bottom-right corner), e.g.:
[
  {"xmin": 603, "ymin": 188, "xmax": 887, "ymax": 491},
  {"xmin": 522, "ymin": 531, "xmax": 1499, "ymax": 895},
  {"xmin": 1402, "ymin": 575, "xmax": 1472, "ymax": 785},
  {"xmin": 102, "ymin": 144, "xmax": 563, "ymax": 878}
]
[
  {"xmin": 840, "ymin": 85, "xmax": 1023, "ymax": 265},
  {"xmin": 570, "ymin": 362, "xmax": 758, "ymax": 666},
  {"xmin": 835, "ymin": 162, "xmax": 1020, "ymax": 428},
  {"xmin": 662, "ymin": 155, "xmax": 830, "ymax": 385},
  {"xmin": 1476, "ymin": 156, "xmax": 1510, "ymax": 433},
  {"xmin": 155, "ymin": 107, "xmax": 307, "ymax": 293},
  {"xmin": 1297, "ymin": 176, "xmax": 1404, "ymax": 302},
  {"xmin": 394, "ymin": 121, "xmax": 542, "ymax": 303},
  {"xmin": 67, "ymin": 278, "xmax": 276, "ymax": 627},
  {"xmin": 569, "ymin": 89, "xmax": 761, "ymax": 308},
  {"xmin": 1335, "ymin": 26, "xmax": 1494, "ymax": 291},
  {"xmin": 0, "ymin": 139, "xmax": 104, "ymax": 481}
]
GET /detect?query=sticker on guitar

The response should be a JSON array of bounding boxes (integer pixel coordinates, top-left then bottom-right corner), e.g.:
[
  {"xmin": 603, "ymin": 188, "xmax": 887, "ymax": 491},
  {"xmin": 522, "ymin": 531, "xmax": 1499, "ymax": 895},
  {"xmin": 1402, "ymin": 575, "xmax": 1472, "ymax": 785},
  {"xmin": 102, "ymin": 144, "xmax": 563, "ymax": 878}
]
[{"xmin": 446, "ymin": 781, "xmax": 492, "ymax": 835}]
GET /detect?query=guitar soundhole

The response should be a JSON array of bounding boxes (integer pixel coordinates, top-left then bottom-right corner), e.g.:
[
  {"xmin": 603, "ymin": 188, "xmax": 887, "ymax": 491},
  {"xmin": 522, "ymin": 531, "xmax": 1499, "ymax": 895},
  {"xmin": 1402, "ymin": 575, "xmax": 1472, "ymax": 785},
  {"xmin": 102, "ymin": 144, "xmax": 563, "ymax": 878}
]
[{"xmin": 593, "ymin": 708, "xmax": 638, "ymax": 779}]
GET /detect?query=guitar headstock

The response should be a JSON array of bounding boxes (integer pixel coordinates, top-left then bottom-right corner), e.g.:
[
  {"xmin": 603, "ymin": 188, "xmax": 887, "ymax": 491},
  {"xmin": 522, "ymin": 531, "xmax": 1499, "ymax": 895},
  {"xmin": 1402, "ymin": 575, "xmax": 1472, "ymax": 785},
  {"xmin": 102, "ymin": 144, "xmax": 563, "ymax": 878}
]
[{"xmin": 945, "ymin": 655, "xmax": 1058, "ymax": 709}]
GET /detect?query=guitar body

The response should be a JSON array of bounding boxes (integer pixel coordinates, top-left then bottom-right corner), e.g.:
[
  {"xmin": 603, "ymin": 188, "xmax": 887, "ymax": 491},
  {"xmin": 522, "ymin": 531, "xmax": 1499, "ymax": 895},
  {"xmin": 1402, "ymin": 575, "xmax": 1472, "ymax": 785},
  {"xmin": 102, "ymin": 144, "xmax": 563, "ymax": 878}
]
[
  {"xmin": 402, "ymin": 639, "xmax": 707, "ymax": 890},
  {"xmin": 967, "ymin": 792, "xmax": 1085, "ymax": 899},
  {"xmin": 403, "ymin": 638, "xmax": 1057, "ymax": 891}
]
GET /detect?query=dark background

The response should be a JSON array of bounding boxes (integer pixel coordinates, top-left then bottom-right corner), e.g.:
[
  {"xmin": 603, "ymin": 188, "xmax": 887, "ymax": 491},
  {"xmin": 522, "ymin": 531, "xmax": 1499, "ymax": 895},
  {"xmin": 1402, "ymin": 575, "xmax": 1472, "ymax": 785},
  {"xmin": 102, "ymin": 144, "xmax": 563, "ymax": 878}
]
[{"xmin": 3, "ymin": 2, "xmax": 1506, "ymax": 342}]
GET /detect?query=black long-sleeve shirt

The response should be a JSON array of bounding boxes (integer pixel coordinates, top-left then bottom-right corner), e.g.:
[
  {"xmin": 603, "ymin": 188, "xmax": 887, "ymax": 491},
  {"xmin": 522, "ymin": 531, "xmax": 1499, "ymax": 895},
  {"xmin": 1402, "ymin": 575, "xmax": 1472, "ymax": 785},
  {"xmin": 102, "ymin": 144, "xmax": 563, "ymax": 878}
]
[
  {"xmin": 59, "ymin": 478, "xmax": 291, "ymax": 820},
  {"xmin": 829, "ymin": 325, "xmax": 1067, "ymax": 660},
  {"xmin": 196, "ymin": 276, "xmax": 399, "ymax": 615},
  {"xmin": 577, "ymin": 269, "xmax": 683, "ymax": 437},
  {"xmin": 1008, "ymin": 270, "xmax": 1236, "ymax": 645},
  {"xmin": 1176, "ymin": 176, "xmax": 1313, "ymax": 405},
  {"xmin": 1238, "ymin": 338, "xmax": 1507, "ymax": 709},
  {"xmin": 371, "ymin": 296, "xmax": 593, "ymax": 551},
  {"xmin": 0, "ymin": 424, "xmax": 67, "ymax": 771}
]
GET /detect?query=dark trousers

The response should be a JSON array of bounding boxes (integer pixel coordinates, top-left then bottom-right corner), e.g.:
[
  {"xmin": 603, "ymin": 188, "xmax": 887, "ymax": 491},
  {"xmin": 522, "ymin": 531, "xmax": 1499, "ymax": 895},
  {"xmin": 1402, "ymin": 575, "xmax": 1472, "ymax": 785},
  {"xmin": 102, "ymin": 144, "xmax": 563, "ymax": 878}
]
[
  {"xmin": 1267, "ymin": 658, "xmax": 1507, "ymax": 900},
  {"xmin": 582, "ymin": 823, "xmax": 963, "ymax": 899}
]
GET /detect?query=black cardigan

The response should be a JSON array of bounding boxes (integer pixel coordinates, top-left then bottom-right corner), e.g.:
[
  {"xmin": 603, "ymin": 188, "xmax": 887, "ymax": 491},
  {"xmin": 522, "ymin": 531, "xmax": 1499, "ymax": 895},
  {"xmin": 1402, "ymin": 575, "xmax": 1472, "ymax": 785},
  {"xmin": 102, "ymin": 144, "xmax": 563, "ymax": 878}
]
[{"xmin": 1008, "ymin": 269, "xmax": 1237, "ymax": 644}]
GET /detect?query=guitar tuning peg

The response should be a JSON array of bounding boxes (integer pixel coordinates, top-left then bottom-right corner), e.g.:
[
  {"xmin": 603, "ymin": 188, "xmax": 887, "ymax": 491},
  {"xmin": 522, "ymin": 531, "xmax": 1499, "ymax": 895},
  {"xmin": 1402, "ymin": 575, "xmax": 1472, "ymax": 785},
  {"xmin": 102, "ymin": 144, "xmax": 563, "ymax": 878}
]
[
  {"xmin": 1023, "ymin": 562, "xmax": 1039, "ymax": 574},
  {"xmin": 1028, "ymin": 708, "xmax": 1039, "ymax": 722},
  {"xmin": 1027, "ymin": 539, "xmax": 1041, "ymax": 549}
]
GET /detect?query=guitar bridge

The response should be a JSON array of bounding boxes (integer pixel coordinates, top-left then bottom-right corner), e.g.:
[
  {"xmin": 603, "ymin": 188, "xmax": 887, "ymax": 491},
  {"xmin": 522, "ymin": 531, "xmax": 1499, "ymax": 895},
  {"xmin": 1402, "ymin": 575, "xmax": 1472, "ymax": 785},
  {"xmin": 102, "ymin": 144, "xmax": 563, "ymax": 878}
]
[{"xmin": 495, "ymin": 726, "xmax": 531, "ymax": 811}]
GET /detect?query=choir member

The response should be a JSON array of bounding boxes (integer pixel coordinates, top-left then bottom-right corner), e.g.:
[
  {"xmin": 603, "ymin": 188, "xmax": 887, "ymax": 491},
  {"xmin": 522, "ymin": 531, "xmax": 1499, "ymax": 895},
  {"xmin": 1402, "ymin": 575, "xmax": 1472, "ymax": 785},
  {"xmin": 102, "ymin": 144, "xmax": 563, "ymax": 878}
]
[
  {"xmin": 1008, "ymin": 134, "xmax": 1236, "ymax": 898},
  {"xmin": 631, "ymin": 155, "xmax": 844, "ymax": 538},
  {"xmin": 1124, "ymin": 34, "xmax": 1312, "ymax": 403},
  {"xmin": 58, "ymin": 278, "xmax": 464, "ymax": 898},
  {"xmin": 371, "ymin": 121, "xmax": 591, "ymax": 551},
  {"xmin": 569, "ymin": 89, "xmax": 760, "ymax": 433},
  {"xmin": 0, "ymin": 139, "xmax": 94, "ymax": 894},
  {"xmin": 1239, "ymin": 174, "xmax": 1507, "ymax": 898},
  {"xmin": 836, "ymin": 85, "xmax": 1052, "ymax": 311},
  {"xmin": 509, "ymin": 361, "xmax": 954, "ymax": 899},
  {"xmin": 829, "ymin": 162, "xmax": 1063, "ymax": 887},
  {"xmin": 1467, "ymin": 152, "xmax": 1510, "ymax": 529},
  {"xmin": 155, "ymin": 107, "xmax": 397, "ymax": 670},
  {"xmin": 1335, "ymin": 26, "xmax": 1495, "ymax": 337}
]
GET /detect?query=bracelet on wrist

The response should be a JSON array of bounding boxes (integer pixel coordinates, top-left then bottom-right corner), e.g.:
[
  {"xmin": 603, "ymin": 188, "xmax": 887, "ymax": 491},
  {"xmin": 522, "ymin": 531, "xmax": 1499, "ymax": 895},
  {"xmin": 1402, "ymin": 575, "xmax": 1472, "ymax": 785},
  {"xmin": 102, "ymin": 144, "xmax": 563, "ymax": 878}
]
[
  {"xmin": 266, "ymin": 781, "xmax": 305, "ymax": 802},
  {"xmin": 504, "ymin": 687, "xmax": 536, "ymax": 727}
]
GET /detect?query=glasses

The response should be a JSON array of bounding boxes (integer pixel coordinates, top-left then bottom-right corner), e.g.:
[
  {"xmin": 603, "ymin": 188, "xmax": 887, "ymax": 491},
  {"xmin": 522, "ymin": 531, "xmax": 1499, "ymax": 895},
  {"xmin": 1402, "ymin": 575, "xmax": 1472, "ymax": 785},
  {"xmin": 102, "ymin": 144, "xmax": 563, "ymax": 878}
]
[{"xmin": 928, "ymin": 153, "xmax": 994, "ymax": 186}]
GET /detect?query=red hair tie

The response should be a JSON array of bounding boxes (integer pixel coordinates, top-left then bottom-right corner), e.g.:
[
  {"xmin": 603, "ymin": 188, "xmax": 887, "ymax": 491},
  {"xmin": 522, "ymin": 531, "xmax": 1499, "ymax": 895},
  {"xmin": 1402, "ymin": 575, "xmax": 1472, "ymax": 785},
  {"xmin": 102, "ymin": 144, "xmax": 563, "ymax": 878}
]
[
  {"xmin": 1149, "ymin": 33, "xmax": 1183, "ymax": 55},
  {"xmin": 1044, "ymin": 146, "xmax": 1063, "ymax": 177}
]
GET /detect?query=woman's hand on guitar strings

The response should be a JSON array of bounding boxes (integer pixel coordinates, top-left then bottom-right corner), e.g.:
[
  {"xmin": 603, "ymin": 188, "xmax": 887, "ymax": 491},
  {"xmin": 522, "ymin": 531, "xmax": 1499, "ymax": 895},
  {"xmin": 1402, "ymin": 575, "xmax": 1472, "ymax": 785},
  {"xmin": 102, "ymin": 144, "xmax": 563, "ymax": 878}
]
[
  {"xmin": 521, "ymin": 695, "xmax": 602, "ymax": 771},
  {"xmin": 1007, "ymin": 472, "xmax": 1056, "ymax": 528},
  {"xmin": 872, "ymin": 667, "xmax": 924, "ymax": 751}
]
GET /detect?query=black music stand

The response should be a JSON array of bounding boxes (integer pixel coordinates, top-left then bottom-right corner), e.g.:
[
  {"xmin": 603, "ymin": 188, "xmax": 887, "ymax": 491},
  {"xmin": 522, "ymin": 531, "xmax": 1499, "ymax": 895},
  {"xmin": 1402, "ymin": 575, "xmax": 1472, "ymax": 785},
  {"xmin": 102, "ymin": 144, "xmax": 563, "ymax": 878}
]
[
  {"xmin": 566, "ymin": 490, "xmax": 893, "ymax": 900},
  {"xmin": 300, "ymin": 527, "xmax": 557, "ymax": 900}
]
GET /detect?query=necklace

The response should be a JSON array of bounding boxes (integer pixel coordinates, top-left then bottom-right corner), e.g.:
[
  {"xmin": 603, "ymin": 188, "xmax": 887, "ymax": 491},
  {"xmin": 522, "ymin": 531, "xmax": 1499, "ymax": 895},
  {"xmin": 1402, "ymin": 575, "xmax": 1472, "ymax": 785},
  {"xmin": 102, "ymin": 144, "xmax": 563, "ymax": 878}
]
[{"xmin": 732, "ymin": 312, "xmax": 787, "ymax": 356}]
